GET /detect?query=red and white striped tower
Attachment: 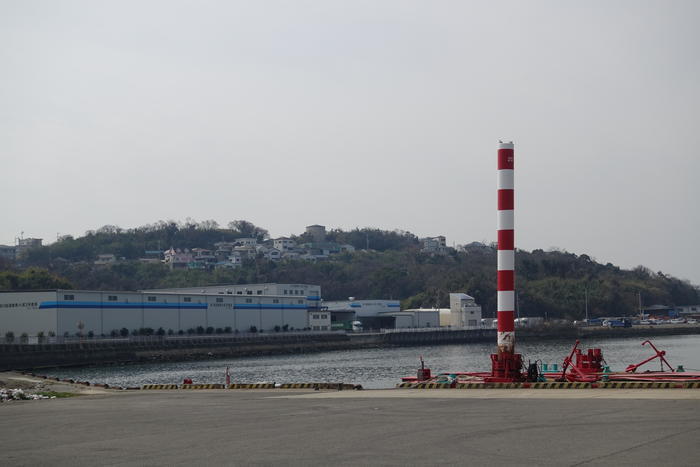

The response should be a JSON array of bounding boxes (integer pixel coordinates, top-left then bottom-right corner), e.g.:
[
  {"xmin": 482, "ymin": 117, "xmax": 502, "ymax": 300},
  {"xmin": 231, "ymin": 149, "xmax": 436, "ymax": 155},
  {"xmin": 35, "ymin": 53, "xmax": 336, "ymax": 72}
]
[
  {"xmin": 489, "ymin": 140, "xmax": 523, "ymax": 381},
  {"xmin": 497, "ymin": 141, "xmax": 515, "ymax": 355}
]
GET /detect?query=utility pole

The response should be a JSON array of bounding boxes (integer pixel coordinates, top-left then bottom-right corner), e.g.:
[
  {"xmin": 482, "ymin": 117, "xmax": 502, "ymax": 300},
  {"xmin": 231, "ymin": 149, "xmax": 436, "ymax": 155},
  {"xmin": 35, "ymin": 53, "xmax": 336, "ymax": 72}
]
[{"xmin": 585, "ymin": 287, "xmax": 589, "ymax": 322}]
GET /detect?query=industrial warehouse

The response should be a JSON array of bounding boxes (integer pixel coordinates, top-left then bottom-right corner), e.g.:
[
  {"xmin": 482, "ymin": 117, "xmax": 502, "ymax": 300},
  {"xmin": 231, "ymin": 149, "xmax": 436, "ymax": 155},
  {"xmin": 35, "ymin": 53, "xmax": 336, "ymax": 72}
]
[
  {"xmin": 0, "ymin": 283, "xmax": 483, "ymax": 338},
  {"xmin": 0, "ymin": 283, "xmax": 328, "ymax": 337},
  {"xmin": 324, "ymin": 294, "xmax": 481, "ymax": 330}
]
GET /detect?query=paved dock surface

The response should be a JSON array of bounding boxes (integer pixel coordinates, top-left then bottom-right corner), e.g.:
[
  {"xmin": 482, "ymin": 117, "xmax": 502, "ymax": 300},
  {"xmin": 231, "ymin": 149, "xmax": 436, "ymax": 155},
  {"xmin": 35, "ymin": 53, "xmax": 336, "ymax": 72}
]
[{"xmin": 2, "ymin": 389, "xmax": 700, "ymax": 466}]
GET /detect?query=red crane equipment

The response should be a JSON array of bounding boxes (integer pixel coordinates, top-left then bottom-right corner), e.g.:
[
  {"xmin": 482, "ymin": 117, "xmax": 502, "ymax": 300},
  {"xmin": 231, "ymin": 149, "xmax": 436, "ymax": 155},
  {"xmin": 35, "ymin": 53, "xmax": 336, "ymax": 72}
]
[
  {"xmin": 625, "ymin": 340, "xmax": 674, "ymax": 373},
  {"xmin": 556, "ymin": 340, "xmax": 603, "ymax": 382}
]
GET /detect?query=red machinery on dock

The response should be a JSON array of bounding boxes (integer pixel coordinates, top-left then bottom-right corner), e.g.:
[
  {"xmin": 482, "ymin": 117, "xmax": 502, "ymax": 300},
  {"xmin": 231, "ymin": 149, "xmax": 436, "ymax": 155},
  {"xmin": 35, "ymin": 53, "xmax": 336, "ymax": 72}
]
[
  {"xmin": 402, "ymin": 338, "xmax": 700, "ymax": 385},
  {"xmin": 400, "ymin": 141, "xmax": 700, "ymax": 387}
]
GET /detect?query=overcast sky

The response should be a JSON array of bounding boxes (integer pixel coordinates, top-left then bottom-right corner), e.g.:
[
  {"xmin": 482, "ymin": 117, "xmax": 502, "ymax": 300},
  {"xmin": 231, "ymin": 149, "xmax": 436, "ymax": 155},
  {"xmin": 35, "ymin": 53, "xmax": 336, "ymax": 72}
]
[{"xmin": 1, "ymin": 1, "xmax": 699, "ymax": 284}]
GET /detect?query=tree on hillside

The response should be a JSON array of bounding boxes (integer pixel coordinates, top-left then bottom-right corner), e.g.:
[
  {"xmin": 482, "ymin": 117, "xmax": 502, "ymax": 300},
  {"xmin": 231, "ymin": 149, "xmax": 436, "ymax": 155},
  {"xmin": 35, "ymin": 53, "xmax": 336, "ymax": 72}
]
[
  {"xmin": 0, "ymin": 268, "xmax": 73, "ymax": 290},
  {"xmin": 227, "ymin": 220, "xmax": 269, "ymax": 242},
  {"xmin": 326, "ymin": 228, "xmax": 420, "ymax": 251}
]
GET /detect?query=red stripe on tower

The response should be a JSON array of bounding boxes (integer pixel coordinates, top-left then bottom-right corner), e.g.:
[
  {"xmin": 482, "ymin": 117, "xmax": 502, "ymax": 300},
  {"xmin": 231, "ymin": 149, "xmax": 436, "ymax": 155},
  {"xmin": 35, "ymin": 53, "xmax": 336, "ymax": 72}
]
[
  {"xmin": 497, "ymin": 311, "xmax": 515, "ymax": 332},
  {"xmin": 498, "ymin": 148, "xmax": 515, "ymax": 170},
  {"xmin": 497, "ymin": 230, "xmax": 514, "ymax": 250},
  {"xmin": 497, "ymin": 270, "xmax": 515, "ymax": 291},
  {"xmin": 497, "ymin": 141, "xmax": 515, "ymax": 355},
  {"xmin": 497, "ymin": 190, "xmax": 514, "ymax": 210}
]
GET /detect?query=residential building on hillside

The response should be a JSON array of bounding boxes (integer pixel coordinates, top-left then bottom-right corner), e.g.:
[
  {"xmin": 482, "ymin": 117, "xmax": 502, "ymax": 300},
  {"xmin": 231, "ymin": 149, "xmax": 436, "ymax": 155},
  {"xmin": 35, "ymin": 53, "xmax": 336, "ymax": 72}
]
[
  {"xmin": 190, "ymin": 248, "xmax": 217, "ymax": 269},
  {"xmin": 94, "ymin": 254, "xmax": 117, "ymax": 266},
  {"xmin": 160, "ymin": 228, "xmax": 358, "ymax": 270},
  {"xmin": 421, "ymin": 236, "xmax": 448, "ymax": 255},
  {"xmin": 163, "ymin": 248, "xmax": 194, "ymax": 270},
  {"xmin": 273, "ymin": 237, "xmax": 296, "ymax": 251},
  {"xmin": 233, "ymin": 244, "xmax": 256, "ymax": 259},
  {"xmin": 264, "ymin": 248, "xmax": 281, "ymax": 261},
  {"xmin": 215, "ymin": 252, "xmax": 243, "ymax": 269},
  {"xmin": 305, "ymin": 225, "xmax": 326, "ymax": 242},
  {"xmin": 235, "ymin": 237, "xmax": 257, "ymax": 247},
  {"xmin": 15, "ymin": 238, "xmax": 42, "ymax": 258},
  {"xmin": 282, "ymin": 250, "xmax": 301, "ymax": 260},
  {"xmin": 213, "ymin": 242, "xmax": 236, "ymax": 260}
]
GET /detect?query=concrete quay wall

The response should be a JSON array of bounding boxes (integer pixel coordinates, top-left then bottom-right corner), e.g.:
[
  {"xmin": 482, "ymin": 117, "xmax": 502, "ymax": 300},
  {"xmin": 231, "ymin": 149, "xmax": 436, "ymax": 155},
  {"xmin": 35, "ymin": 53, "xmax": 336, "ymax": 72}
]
[
  {"xmin": 0, "ymin": 329, "xmax": 498, "ymax": 370},
  {"xmin": 2, "ymin": 325, "xmax": 699, "ymax": 370},
  {"xmin": 0, "ymin": 333, "xmax": 360, "ymax": 370}
]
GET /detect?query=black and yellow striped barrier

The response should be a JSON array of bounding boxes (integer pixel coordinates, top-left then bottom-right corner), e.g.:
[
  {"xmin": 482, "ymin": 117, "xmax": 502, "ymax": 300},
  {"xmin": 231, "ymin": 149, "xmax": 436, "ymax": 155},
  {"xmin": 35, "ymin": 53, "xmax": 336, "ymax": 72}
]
[
  {"xmin": 180, "ymin": 383, "xmax": 225, "ymax": 389},
  {"xmin": 279, "ymin": 383, "xmax": 316, "ymax": 389},
  {"xmin": 227, "ymin": 383, "xmax": 276, "ymax": 389},
  {"xmin": 525, "ymin": 382, "xmax": 592, "ymax": 389},
  {"xmin": 142, "ymin": 384, "xmax": 179, "ymax": 390},
  {"xmin": 597, "ymin": 381, "xmax": 687, "ymax": 389},
  {"xmin": 398, "ymin": 380, "xmax": 700, "ymax": 389},
  {"xmin": 277, "ymin": 382, "xmax": 358, "ymax": 390},
  {"xmin": 397, "ymin": 382, "xmax": 454, "ymax": 389},
  {"xmin": 139, "ymin": 382, "xmax": 364, "ymax": 390}
]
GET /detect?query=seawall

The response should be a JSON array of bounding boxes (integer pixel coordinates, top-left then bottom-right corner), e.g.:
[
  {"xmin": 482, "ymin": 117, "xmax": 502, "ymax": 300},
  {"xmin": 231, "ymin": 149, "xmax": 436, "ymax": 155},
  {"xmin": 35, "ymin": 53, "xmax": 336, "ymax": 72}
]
[{"xmin": 1, "ymin": 325, "xmax": 699, "ymax": 370}]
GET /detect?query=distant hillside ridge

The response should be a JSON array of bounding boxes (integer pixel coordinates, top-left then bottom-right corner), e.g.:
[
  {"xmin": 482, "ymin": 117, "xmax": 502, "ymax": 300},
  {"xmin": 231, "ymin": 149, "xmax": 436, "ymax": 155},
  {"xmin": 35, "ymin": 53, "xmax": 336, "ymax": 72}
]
[{"xmin": 2, "ymin": 219, "xmax": 697, "ymax": 321}]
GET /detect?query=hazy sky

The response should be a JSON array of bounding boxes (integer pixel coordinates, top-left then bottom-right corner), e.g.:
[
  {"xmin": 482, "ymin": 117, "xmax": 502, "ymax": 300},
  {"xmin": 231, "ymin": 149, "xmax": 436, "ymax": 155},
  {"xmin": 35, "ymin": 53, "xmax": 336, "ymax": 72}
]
[{"xmin": 2, "ymin": 1, "xmax": 699, "ymax": 284}]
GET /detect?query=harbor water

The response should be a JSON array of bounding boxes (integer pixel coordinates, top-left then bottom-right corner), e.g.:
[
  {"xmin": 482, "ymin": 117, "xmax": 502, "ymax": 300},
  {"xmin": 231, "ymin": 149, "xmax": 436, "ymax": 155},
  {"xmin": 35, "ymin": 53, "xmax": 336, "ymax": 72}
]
[{"xmin": 42, "ymin": 334, "xmax": 700, "ymax": 389}]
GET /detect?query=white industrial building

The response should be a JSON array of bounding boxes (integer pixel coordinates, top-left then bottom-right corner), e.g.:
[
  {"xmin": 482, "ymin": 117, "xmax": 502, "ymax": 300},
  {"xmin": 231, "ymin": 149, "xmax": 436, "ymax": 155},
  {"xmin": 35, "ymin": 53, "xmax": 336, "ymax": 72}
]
[
  {"xmin": 0, "ymin": 283, "xmax": 330, "ymax": 337},
  {"xmin": 405, "ymin": 293, "xmax": 482, "ymax": 328},
  {"xmin": 448, "ymin": 293, "xmax": 482, "ymax": 327},
  {"xmin": 324, "ymin": 299, "xmax": 439, "ymax": 329}
]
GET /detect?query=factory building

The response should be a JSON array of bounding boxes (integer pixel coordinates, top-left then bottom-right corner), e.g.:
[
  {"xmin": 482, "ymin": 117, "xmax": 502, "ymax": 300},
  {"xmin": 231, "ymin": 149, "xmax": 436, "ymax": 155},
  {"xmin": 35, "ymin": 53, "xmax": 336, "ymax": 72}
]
[
  {"xmin": 448, "ymin": 293, "xmax": 482, "ymax": 327},
  {"xmin": 402, "ymin": 294, "xmax": 482, "ymax": 328},
  {"xmin": 0, "ymin": 283, "xmax": 329, "ymax": 337},
  {"xmin": 324, "ymin": 299, "xmax": 439, "ymax": 330}
]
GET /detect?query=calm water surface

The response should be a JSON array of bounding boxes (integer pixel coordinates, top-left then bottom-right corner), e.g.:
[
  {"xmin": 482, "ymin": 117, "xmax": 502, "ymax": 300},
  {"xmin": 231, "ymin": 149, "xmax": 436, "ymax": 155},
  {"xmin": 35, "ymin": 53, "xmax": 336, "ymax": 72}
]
[{"xmin": 44, "ymin": 334, "xmax": 700, "ymax": 389}]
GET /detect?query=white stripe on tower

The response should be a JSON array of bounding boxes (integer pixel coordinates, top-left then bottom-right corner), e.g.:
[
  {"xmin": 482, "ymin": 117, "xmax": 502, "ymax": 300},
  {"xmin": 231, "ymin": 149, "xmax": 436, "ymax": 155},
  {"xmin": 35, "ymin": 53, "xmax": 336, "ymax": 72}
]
[{"xmin": 497, "ymin": 141, "xmax": 515, "ymax": 355}]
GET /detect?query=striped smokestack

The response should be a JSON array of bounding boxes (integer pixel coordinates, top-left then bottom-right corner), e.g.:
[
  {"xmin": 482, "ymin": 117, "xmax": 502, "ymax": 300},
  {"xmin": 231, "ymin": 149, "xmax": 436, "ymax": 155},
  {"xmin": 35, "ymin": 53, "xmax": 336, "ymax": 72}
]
[{"xmin": 497, "ymin": 141, "xmax": 515, "ymax": 355}]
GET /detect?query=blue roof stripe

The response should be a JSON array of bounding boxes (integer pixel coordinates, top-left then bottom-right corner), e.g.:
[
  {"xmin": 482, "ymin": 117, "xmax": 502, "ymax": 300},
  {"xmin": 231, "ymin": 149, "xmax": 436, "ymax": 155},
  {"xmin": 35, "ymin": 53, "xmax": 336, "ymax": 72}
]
[
  {"xmin": 234, "ymin": 304, "xmax": 308, "ymax": 310},
  {"xmin": 39, "ymin": 301, "xmax": 311, "ymax": 311}
]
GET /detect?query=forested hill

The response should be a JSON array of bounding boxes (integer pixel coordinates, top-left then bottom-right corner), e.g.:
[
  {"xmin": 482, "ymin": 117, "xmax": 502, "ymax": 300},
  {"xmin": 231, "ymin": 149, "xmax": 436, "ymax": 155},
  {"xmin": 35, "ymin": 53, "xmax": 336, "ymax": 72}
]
[{"xmin": 1, "ymin": 220, "xmax": 698, "ymax": 320}]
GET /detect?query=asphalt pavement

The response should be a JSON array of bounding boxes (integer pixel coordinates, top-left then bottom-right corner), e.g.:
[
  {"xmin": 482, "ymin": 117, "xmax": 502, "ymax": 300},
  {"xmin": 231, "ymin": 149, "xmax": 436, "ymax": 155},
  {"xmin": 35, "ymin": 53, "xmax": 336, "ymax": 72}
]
[{"xmin": 2, "ymin": 388, "xmax": 699, "ymax": 466}]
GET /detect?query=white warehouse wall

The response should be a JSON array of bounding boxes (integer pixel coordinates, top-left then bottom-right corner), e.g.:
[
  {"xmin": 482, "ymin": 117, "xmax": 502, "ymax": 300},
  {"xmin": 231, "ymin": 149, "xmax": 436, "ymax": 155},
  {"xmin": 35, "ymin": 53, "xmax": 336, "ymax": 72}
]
[
  {"xmin": 0, "ymin": 291, "xmax": 57, "ymax": 336},
  {"xmin": 100, "ymin": 292, "xmax": 145, "ymax": 335},
  {"xmin": 0, "ymin": 287, "xmax": 325, "ymax": 336}
]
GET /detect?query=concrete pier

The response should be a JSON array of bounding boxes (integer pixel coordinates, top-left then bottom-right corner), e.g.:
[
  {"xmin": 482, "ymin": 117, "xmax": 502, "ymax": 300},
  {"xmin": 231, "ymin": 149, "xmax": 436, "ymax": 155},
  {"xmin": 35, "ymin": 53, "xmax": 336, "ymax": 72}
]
[{"xmin": 2, "ymin": 386, "xmax": 699, "ymax": 466}]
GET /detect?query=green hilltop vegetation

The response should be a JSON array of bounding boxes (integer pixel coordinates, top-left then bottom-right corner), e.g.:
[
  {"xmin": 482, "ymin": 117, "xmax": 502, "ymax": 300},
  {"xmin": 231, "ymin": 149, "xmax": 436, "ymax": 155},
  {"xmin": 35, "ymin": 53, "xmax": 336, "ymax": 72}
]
[{"xmin": 1, "ymin": 219, "xmax": 697, "ymax": 321}]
